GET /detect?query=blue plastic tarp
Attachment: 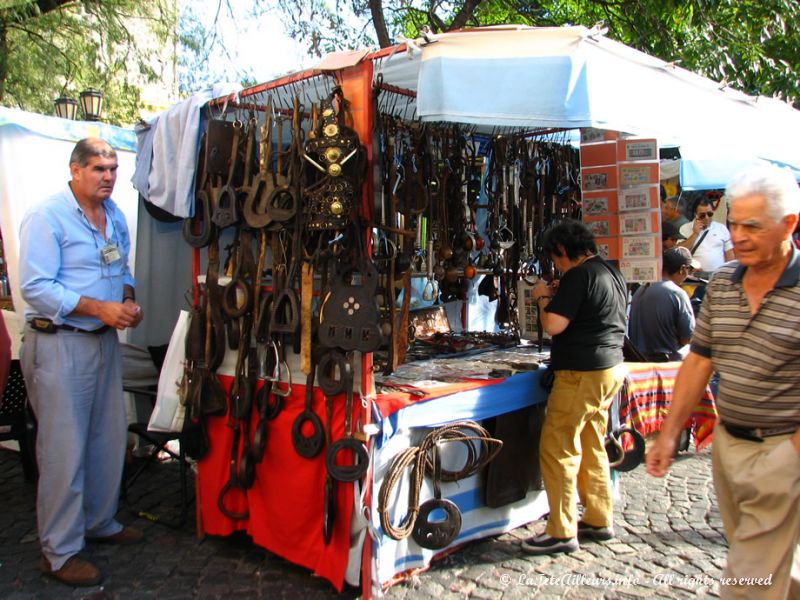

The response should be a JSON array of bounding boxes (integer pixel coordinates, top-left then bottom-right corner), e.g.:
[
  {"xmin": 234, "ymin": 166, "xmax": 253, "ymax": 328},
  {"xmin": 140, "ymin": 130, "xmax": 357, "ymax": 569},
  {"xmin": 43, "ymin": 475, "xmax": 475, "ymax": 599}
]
[{"xmin": 0, "ymin": 106, "xmax": 136, "ymax": 152}]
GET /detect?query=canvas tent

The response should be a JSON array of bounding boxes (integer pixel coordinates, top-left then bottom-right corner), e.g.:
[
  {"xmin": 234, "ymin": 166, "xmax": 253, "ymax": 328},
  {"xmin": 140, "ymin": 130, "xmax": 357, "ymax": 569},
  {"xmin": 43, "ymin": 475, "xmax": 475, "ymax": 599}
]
[
  {"xmin": 329, "ymin": 25, "xmax": 800, "ymax": 190},
  {"xmin": 196, "ymin": 26, "xmax": 800, "ymax": 195}
]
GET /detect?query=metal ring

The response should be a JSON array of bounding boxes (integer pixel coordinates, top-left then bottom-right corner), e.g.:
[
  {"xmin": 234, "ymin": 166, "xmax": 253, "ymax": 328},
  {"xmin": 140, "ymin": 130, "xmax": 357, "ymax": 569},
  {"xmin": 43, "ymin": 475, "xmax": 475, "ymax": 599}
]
[
  {"xmin": 611, "ymin": 427, "xmax": 647, "ymax": 472},
  {"xmin": 411, "ymin": 498, "xmax": 462, "ymax": 550},
  {"xmin": 326, "ymin": 438, "xmax": 369, "ymax": 482},
  {"xmin": 317, "ymin": 350, "xmax": 350, "ymax": 396},
  {"xmin": 291, "ymin": 411, "xmax": 325, "ymax": 459}
]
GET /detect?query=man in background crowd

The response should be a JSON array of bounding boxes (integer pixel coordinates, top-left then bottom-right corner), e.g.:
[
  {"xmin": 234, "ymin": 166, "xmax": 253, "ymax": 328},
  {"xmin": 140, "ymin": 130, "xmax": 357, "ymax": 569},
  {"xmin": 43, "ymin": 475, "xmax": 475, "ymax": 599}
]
[
  {"xmin": 662, "ymin": 222, "xmax": 686, "ymax": 251},
  {"xmin": 662, "ymin": 194, "xmax": 690, "ymax": 229},
  {"xmin": 678, "ymin": 196, "xmax": 735, "ymax": 276},
  {"xmin": 628, "ymin": 247, "xmax": 698, "ymax": 362}
]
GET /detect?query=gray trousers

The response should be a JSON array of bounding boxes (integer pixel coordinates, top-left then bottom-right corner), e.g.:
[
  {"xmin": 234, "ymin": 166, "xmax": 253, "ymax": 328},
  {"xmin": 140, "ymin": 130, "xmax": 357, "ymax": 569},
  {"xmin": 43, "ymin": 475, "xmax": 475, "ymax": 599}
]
[{"xmin": 21, "ymin": 326, "xmax": 126, "ymax": 569}]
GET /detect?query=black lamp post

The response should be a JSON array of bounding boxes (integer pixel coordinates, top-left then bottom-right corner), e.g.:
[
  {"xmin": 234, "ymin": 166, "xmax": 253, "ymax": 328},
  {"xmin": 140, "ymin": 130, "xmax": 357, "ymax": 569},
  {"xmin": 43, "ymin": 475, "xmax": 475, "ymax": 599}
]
[
  {"xmin": 54, "ymin": 95, "xmax": 79, "ymax": 120},
  {"xmin": 79, "ymin": 88, "xmax": 103, "ymax": 121}
]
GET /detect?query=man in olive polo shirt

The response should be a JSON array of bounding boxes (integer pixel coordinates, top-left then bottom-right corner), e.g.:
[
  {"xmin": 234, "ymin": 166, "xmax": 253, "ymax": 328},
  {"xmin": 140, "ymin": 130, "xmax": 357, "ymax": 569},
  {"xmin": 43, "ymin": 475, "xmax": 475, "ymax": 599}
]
[{"xmin": 646, "ymin": 164, "xmax": 800, "ymax": 599}]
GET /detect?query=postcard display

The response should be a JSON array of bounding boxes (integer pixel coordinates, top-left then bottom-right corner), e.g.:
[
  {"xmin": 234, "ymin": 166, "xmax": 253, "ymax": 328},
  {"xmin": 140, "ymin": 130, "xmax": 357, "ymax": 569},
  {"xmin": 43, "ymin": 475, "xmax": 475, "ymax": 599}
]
[{"xmin": 580, "ymin": 130, "xmax": 661, "ymax": 282}]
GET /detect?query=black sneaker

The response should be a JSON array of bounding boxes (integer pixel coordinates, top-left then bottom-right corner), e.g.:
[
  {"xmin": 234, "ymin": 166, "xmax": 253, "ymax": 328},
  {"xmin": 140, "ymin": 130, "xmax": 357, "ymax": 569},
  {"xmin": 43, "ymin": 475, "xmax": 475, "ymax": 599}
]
[
  {"xmin": 577, "ymin": 520, "xmax": 614, "ymax": 541},
  {"xmin": 520, "ymin": 533, "xmax": 579, "ymax": 556}
]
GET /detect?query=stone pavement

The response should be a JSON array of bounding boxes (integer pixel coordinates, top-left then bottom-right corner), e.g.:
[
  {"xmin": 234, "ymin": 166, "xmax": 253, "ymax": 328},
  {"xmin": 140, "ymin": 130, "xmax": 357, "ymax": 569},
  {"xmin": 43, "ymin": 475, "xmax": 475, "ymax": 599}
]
[{"xmin": 0, "ymin": 443, "xmax": 726, "ymax": 599}]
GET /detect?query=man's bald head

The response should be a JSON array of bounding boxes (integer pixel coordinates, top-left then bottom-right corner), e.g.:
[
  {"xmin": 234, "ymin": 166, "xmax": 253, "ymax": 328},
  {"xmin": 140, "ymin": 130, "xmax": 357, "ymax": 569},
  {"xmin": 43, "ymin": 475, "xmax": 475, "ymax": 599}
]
[{"xmin": 69, "ymin": 138, "xmax": 116, "ymax": 168}]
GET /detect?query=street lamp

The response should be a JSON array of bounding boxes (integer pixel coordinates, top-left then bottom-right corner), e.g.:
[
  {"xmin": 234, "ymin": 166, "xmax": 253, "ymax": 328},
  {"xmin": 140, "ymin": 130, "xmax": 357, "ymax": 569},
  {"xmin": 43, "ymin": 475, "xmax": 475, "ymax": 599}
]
[
  {"xmin": 54, "ymin": 95, "xmax": 79, "ymax": 120},
  {"xmin": 79, "ymin": 88, "xmax": 103, "ymax": 121}
]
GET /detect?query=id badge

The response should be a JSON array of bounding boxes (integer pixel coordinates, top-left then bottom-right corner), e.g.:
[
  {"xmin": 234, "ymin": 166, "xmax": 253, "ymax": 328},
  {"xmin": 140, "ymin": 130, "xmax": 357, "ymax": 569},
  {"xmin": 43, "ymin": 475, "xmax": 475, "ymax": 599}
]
[{"xmin": 100, "ymin": 243, "xmax": 121, "ymax": 265}]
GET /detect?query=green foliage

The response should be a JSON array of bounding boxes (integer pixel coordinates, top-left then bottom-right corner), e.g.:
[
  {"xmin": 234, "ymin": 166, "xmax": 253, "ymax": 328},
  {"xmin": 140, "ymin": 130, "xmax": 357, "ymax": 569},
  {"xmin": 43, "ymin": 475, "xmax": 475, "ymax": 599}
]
[{"xmin": 0, "ymin": 0, "xmax": 177, "ymax": 126}]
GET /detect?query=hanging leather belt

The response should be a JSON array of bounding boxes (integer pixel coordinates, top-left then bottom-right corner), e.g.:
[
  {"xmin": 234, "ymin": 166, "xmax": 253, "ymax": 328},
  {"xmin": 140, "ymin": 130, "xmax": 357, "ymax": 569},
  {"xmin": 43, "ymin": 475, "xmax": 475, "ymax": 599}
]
[
  {"xmin": 29, "ymin": 318, "xmax": 110, "ymax": 335},
  {"xmin": 722, "ymin": 422, "xmax": 797, "ymax": 443}
]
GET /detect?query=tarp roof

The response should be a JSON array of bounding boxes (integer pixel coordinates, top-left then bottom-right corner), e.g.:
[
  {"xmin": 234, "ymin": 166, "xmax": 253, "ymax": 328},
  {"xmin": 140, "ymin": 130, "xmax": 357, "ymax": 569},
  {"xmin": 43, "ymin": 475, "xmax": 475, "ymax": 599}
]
[
  {"xmin": 0, "ymin": 106, "xmax": 137, "ymax": 152},
  {"xmin": 213, "ymin": 25, "xmax": 800, "ymax": 190},
  {"xmin": 372, "ymin": 25, "xmax": 800, "ymax": 189}
]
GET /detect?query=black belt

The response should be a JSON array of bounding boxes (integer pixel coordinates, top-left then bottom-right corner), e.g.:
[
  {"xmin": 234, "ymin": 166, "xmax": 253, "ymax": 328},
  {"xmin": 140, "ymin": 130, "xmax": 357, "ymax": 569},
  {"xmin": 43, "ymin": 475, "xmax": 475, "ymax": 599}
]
[
  {"xmin": 722, "ymin": 422, "xmax": 797, "ymax": 443},
  {"xmin": 29, "ymin": 318, "xmax": 110, "ymax": 335}
]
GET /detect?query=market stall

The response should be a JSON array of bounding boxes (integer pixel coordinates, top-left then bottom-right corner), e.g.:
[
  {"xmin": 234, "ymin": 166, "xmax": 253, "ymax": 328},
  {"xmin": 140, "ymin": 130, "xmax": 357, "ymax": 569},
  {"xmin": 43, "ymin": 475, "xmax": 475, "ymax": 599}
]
[{"xmin": 135, "ymin": 24, "xmax": 799, "ymax": 597}]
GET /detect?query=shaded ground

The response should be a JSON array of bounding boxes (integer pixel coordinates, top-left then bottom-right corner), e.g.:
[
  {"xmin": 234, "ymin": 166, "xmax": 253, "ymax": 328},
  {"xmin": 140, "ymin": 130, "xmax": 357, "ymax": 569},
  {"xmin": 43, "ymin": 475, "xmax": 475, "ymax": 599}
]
[{"xmin": 0, "ymin": 444, "xmax": 725, "ymax": 599}]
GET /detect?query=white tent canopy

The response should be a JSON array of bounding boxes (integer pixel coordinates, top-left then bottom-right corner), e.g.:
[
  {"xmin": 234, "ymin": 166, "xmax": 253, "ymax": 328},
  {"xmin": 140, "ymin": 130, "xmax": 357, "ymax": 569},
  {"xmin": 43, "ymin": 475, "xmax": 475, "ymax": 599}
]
[{"xmin": 367, "ymin": 25, "xmax": 800, "ymax": 189}]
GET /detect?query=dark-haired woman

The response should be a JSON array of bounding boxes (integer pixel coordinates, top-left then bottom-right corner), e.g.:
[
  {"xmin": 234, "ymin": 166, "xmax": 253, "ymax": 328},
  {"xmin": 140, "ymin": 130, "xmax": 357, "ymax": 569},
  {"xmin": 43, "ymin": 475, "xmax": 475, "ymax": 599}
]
[{"xmin": 522, "ymin": 219, "xmax": 628, "ymax": 556}]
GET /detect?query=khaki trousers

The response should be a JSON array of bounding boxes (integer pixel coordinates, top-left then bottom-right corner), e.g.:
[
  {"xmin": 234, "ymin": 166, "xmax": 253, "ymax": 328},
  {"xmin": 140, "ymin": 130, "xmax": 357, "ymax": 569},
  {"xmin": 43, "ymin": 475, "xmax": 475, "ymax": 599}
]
[
  {"xmin": 539, "ymin": 365, "xmax": 625, "ymax": 539},
  {"xmin": 712, "ymin": 424, "xmax": 800, "ymax": 600}
]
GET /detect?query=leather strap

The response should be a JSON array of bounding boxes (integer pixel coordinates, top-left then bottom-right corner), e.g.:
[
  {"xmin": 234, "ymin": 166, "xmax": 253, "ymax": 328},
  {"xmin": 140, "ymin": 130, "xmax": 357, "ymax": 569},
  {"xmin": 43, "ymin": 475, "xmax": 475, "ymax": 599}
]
[
  {"xmin": 325, "ymin": 353, "xmax": 369, "ymax": 483},
  {"xmin": 691, "ymin": 228, "xmax": 710, "ymax": 255},
  {"xmin": 291, "ymin": 364, "xmax": 324, "ymax": 459},
  {"xmin": 243, "ymin": 98, "xmax": 275, "ymax": 228},
  {"xmin": 300, "ymin": 261, "xmax": 314, "ymax": 375},
  {"xmin": 217, "ymin": 424, "xmax": 249, "ymax": 521},
  {"xmin": 212, "ymin": 120, "xmax": 242, "ymax": 229}
]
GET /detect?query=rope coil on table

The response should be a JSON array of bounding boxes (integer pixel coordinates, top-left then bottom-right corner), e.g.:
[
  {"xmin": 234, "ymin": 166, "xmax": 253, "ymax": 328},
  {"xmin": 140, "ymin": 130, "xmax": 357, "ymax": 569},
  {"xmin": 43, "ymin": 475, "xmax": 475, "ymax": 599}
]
[{"xmin": 378, "ymin": 420, "xmax": 503, "ymax": 541}]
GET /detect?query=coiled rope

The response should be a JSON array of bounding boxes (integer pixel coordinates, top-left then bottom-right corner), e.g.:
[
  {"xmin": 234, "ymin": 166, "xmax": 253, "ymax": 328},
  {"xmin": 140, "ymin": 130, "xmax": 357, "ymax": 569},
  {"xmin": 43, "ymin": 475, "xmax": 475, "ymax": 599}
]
[{"xmin": 378, "ymin": 420, "xmax": 503, "ymax": 540}]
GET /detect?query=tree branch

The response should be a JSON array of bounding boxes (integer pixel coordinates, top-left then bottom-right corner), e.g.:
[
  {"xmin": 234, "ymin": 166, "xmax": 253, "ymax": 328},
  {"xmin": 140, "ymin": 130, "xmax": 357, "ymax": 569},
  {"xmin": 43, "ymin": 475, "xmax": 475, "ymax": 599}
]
[
  {"xmin": 450, "ymin": 0, "xmax": 483, "ymax": 31},
  {"xmin": 368, "ymin": 0, "xmax": 391, "ymax": 48}
]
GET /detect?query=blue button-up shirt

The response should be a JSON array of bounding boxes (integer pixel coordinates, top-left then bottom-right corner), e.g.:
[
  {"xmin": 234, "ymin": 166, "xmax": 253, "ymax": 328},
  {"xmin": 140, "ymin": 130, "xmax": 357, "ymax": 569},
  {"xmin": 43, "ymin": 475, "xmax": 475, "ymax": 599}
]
[{"xmin": 19, "ymin": 184, "xmax": 135, "ymax": 329}]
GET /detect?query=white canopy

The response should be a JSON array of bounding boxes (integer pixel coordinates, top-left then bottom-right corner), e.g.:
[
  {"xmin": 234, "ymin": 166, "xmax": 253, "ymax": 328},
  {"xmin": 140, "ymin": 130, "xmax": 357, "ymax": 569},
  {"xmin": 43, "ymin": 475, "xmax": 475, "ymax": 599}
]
[{"xmin": 369, "ymin": 25, "xmax": 800, "ymax": 188}]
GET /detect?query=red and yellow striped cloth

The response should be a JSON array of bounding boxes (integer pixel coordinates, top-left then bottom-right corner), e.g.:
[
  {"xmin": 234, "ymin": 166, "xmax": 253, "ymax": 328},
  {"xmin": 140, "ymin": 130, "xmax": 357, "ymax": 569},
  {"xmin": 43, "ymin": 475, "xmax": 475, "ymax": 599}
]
[{"xmin": 618, "ymin": 361, "xmax": 717, "ymax": 450}]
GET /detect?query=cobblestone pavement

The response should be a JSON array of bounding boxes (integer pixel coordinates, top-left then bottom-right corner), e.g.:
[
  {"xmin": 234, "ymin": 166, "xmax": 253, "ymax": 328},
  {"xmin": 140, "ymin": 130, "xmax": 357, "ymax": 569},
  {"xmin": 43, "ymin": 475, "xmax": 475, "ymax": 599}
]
[{"xmin": 0, "ymin": 444, "xmax": 725, "ymax": 599}]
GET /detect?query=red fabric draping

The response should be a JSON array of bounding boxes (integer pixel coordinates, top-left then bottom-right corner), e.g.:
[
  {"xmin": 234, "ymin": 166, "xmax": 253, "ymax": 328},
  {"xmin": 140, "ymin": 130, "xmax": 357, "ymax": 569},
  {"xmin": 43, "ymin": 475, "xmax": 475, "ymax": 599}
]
[
  {"xmin": 197, "ymin": 377, "xmax": 357, "ymax": 592},
  {"xmin": 0, "ymin": 312, "xmax": 10, "ymax": 395},
  {"xmin": 374, "ymin": 378, "xmax": 504, "ymax": 418},
  {"xmin": 618, "ymin": 361, "xmax": 717, "ymax": 449}
]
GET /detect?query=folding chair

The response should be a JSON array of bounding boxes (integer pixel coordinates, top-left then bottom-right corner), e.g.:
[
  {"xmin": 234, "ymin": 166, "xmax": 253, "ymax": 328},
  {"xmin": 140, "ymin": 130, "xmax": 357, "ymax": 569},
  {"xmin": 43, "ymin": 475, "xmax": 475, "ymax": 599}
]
[
  {"xmin": 0, "ymin": 359, "xmax": 37, "ymax": 482},
  {"xmin": 121, "ymin": 344, "xmax": 193, "ymax": 528}
]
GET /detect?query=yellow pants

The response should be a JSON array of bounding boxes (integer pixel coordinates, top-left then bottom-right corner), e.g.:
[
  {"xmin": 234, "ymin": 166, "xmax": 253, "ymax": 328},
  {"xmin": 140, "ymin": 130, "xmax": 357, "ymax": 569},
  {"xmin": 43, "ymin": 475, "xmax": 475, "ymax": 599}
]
[
  {"xmin": 539, "ymin": 366, "xmax": 625, "ymax": 539},
  {"xmin": 712, "ymin": 424, "xmax": 800, "ymax": 600}
]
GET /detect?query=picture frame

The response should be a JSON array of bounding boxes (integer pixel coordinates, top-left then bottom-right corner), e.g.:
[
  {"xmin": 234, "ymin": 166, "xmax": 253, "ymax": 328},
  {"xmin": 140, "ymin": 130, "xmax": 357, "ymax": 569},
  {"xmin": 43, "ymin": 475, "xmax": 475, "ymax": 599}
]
[
  {"xmin": 585, "ymin": 219, "xmax": 611, "ymax": 237},
  {"xmin": 620, "ymin": 259, "xmax": 660, "ymax": 283},
  {"xmin": 619, "ymin": 212, "xmax": 654, "ymax": 235},
  {"xmin": 619, "ymin": 139, "xmax": 658, "ymax": 162},
  {"xmin": 622, "ymin": 235, "xmax": 657, "ymax": 259},
  {"xmin": 594, "ymin": 237, "xmax": 618, "ymax": 261},
  {"xmin": 583, "ymin": 194, "xmax": 610, "ymax": 216},
  {"xmin": 581, "ymin": 166, "xmax": 618, "ymax": 191},
  {"xmin": 618, "ymin": 188, "xmax": 651, "ymax": 211},
  {"xmin": 619, "ymin": 162, "xmax": 659, "ymax": 188}
]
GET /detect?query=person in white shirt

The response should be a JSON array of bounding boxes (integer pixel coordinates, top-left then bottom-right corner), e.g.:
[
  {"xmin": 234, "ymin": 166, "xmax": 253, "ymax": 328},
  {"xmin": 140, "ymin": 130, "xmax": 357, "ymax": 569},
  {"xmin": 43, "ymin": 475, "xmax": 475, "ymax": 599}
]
[{"xmin": 678, "ymin": 197, "xmax": 734, "ymax": 275}]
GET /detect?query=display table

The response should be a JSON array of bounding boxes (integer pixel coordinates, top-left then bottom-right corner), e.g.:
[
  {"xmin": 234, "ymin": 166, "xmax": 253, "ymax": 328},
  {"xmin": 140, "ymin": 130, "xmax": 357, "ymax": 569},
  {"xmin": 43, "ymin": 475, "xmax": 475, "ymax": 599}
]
[
  {"xmin": 617, "ymin": 361, "xmax": 717, "ymax": 449},
  {"xmin": 368, "ymin": 368, "xmax": 550, "ymax": 591},
  {"xmin": 194, "ymin": 355, "xmax": 717, "ymax": 594},
  {"xmin": 195, "ymin": 348, "xmax": 551, "ymax": 594}
]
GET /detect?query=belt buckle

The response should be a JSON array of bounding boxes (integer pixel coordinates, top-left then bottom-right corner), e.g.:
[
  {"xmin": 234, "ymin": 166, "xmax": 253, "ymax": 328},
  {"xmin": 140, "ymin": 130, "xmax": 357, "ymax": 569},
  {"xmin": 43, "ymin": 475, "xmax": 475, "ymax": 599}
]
[
  {"xmin": 31, "ymin": 318, "xmax": 56, "ymax": 333},
  {"xmin": 724, "ymin": 423, "xmax": 764, "ymax": 443}
]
